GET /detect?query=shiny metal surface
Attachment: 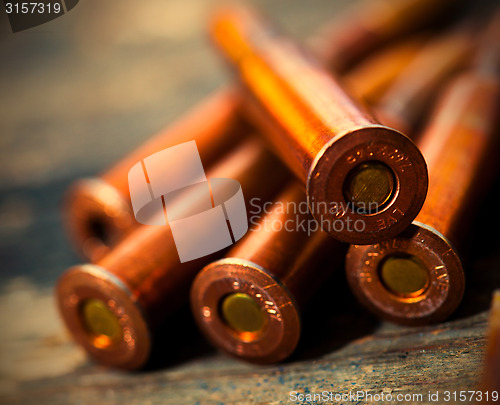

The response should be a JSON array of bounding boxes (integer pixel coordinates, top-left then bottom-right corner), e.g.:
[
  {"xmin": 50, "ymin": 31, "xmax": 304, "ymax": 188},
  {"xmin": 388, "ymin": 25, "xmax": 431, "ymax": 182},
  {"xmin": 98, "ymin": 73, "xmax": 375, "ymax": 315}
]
[
  {"xmin": 57, "ymin": 139, "xmax": 288, "ymax": 369},
  {"xmin": 210, "ymin": 5, "xmax": 428, "ymax": 244},
  {"xmin": 346, "ymin": 46, "xmax": 500, "ymax": 324}
]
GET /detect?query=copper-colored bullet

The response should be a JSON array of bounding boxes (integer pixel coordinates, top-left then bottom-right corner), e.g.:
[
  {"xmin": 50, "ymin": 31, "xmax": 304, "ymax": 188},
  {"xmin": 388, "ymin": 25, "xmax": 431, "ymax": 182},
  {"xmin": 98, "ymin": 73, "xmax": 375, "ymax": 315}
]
[
  {"xmin": 343, "ymin": 35, "xmax": 428, "ymax": 106},
  {"xmin": 345, "ymin": 22, "xmax": 500, "ymax": 324},
  {"xmin": 191, "ymin": 183, "xmax": 344, "ymax": 364},
  {"xmin": 64, "ymin": 89, "xmax": 247, "ymax": 262},
  {"xmin": 343, "ymin": 25, "xmax": 472, "ymax": 136},
  {"xmin": 56, "ymin": 138, "xmax": 288, "ymax": 369},
  {"xmin": 375, "ymin": 24, "xmax": 475, "ymax": 135},
  {"xmin": 311, "ymin": 0, "xmax": 453, "ymax": 73},
  {"xmin": 210, "ymin": 6, "xmax": 428, "ymax": 245},
  {"xmin": 481, "ymin": 290, "xmax": 500, "ymax": 397}
]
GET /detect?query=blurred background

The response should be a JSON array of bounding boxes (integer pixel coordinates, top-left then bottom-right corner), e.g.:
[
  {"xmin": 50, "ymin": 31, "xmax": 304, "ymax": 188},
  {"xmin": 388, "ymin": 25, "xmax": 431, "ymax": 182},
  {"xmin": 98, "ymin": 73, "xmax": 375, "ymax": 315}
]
[{"xmin": 0, "ymin": 0, "xmax": 499, "ymax": 404}]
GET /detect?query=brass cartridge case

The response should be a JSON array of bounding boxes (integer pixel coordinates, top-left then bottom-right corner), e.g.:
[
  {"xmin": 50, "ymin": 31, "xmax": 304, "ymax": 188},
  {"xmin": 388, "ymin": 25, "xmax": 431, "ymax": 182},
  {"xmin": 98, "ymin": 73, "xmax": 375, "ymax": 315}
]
[
  {"xmin": 57, "ymin": 138, "xmax": 288, "ymax": 369},
  {"xmin": 210, "ymin": 6, "xmax": 428, "ymax": 245},
  {"xmin": 191, "ymin": 183, "xmax": 345, "ymax": 364},
  {"xmin": 64, "ymin": 89, "xmax": 246, "ymax": 262},
  {"xmin": 375, "ymin": 25, "xmax": 474, "ymax": 135},
  {"xmin": 346, "ymin": 65, "xmax": 500, "ymax": 324},
  {"xmin": 343, "ymin": 35, "xmax": 428, "ymax": 106},
  {"xmin": 311, "ymin": 0, "xmax": 453, "ymax": 73},
  {"xmin": 343, "ymin": 24, "xmax": 473, "ymax": 136}
]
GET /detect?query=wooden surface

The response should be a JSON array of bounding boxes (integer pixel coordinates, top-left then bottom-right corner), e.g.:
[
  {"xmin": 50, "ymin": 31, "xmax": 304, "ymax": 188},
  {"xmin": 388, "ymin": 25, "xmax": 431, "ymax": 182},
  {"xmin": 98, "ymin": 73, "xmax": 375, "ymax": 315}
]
[{"xmin": 0, "ymin": 0, "xmax": 499, "ymax": 404}]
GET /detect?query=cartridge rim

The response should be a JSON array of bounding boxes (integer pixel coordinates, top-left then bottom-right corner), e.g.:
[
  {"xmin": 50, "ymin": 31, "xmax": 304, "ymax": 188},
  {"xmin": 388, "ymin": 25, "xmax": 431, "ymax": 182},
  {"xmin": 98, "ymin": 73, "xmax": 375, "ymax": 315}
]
[
  {"xmin": 345, "ymin": 222, "xmax": 464, "ymax": 325},
  {"xmin": 307, "ymin": 126, "xmax": 428, "ymax": 245},
  {"xmin": 190, "ymin": 258, "xmax": 301, "ymax": 364},
  {"xmin": 63, "ymin": 178, "xmax": 133, "ymax": 262},
  {"xmin": 56, "ymin": 264, "xmax": 151, "ymax": 369}
]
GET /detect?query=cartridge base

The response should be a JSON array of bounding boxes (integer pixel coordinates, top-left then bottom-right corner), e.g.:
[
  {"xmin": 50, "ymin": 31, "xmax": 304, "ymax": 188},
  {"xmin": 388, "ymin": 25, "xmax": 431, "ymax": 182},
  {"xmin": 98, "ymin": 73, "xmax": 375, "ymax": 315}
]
[
  {"xmin": 56, "ymin": 264, "xmax": 151, "ymax": 370},
  {"xmin": 190, "ymin": 258, "xmax": 301, "ymax": 364},
  {"xmin": 308, "ymin": 126, "xmax": 428, "ymax": 245},
  {"xmin": 345, "ymin": 222, "xmax": 464, "ymax": 325}
]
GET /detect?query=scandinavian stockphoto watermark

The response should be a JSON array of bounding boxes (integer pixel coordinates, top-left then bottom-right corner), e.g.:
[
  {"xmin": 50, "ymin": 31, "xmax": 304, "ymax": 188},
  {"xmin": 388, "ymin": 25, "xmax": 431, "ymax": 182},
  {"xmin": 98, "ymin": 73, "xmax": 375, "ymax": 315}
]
[
  {"xmin": 248, "ymin": 198, "xmax": 371, "ymax": 235},
  {"xmin": 128, "ymin": 141, "xmax": 248, "ymax": 263},
  {"xmin": 127, "ymin": 141, "xmax": 377, "ymax": 261}
]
